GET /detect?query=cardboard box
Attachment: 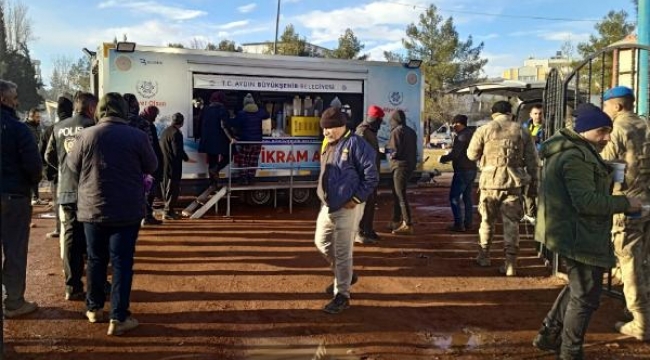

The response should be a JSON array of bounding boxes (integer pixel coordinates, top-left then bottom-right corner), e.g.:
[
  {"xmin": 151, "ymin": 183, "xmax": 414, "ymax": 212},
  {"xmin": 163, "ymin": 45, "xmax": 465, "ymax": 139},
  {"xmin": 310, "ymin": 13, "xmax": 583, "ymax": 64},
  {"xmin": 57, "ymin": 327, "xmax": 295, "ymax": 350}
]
[{"xmin": 289, "ymin": 116, "xmax": 320, "ymax": 137}]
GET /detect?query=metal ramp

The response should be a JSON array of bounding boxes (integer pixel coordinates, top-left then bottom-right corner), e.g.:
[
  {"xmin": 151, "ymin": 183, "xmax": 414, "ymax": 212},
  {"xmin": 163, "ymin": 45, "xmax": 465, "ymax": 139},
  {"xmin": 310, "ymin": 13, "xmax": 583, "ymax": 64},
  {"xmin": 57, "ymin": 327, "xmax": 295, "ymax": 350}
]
[{"xmin": 181, "ymin": 184, "xmax": 227, "ymax": 219}]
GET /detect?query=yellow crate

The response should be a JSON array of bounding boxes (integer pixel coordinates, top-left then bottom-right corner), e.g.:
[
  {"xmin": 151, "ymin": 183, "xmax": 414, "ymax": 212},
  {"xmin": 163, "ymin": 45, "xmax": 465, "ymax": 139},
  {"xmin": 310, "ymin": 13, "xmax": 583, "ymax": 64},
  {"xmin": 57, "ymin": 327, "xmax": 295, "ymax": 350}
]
[{"xmin": 289, "ymin": 116, "xmax": 321, "ymax": 137}]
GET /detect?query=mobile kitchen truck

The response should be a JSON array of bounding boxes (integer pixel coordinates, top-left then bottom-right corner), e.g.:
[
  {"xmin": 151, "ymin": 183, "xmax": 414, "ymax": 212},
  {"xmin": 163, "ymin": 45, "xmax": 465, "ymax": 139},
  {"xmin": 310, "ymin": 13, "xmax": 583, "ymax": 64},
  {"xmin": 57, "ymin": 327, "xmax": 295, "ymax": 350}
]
[{"xmin": 89, "ymin": 42, "xmax": 424, "ymax": 213}]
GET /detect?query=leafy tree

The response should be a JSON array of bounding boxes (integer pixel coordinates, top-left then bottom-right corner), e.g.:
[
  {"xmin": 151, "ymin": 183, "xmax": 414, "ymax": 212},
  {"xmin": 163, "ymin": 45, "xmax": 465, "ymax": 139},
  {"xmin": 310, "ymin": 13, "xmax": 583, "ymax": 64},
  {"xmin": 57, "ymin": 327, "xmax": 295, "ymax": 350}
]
[
  {"xmin": 217, "ymin": 39, "xmax": 242, "ymax": 52},
  {"xmin": 4, "ymin": 46, "xmax": 41, "ymax": 110},
  {"xmin": 401, "ymin": 4, "xmax": 486, "ymax": 122},
  {"xmin": 0, "ymin": 3, "xmax": 7, "ymax": 76},
  {"xmin": 403, "ymin": 4, "xmax": 487, "ymax": 91},
  {"xmin": 575, "ymin": 10, "xmax": 635, "ymax": 93},
  {"xmin": 332, "ymin": 28, "xmax": 366, "ymax": 60},
  {"xmin": 168, "ymin": 42, "xmax": 185, "ymax": 48},
  {"xmin": 265, "ymin": 24, "xmax": 309, "ymax": 56},
  {"xmin": 383, "ymin": 51, "xmax": 404, "ymax": 63}
]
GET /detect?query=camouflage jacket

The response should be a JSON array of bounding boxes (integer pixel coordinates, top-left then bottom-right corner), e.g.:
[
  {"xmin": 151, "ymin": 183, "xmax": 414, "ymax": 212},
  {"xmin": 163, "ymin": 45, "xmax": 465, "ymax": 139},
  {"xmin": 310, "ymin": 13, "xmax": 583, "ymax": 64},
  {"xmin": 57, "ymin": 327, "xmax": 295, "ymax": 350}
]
[
  {"xmin": 600, "ymin": 111, "xmax": 650, "ymax": 203},
  {"xmin": 467, "ymin": 114, "xmax": 539, "ymax": 190}
]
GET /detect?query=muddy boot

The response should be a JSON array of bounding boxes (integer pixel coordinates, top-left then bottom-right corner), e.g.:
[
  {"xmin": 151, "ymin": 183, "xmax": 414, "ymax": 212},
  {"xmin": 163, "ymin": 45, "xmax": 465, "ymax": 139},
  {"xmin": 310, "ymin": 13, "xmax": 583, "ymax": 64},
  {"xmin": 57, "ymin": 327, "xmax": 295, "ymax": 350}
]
[
  {"xmin": 499, "ymin": 256, "xmax": 517, "ymax": 276},
  {"xmin": 476, "ymin": 247, "xmax": 491, "ymax": 267},
  {"xmin": 533, "ymin": 322, "xmax": 562, "ymax": 352}
]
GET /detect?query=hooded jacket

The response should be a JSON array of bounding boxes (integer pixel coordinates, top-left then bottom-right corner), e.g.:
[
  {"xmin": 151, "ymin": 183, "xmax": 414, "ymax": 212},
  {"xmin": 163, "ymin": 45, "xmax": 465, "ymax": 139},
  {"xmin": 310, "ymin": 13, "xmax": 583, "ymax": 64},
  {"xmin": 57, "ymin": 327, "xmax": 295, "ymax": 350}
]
[
  {"xmin": 198, "ymin": 102, "xmax": 233, "ymax": 155},
  {"xmin": 440, "ymin": 126, "xmax": 477, "ymax": 171},
  {"xmin": 66, "ymin": 93, "xmax": 158, "ymax": 224},
  {"xmin": 386, "ymin": 111, "xmax": 417, "ymax": 171},
  {"xmin": 1, "ymin": 104, "xmax": 42, "ymax": 196},
  {"xmin": 535, "ymin": 128, "xmax": 630, "ymax": 269}
]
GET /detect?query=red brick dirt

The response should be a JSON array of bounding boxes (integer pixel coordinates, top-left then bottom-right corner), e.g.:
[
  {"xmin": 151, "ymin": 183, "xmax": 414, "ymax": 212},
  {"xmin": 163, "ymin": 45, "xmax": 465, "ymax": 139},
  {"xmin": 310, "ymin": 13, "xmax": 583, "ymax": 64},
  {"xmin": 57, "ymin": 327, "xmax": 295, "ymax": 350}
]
[{"xmin": 5, "ymin": 174, "xmax": 650, "ymax": 359}]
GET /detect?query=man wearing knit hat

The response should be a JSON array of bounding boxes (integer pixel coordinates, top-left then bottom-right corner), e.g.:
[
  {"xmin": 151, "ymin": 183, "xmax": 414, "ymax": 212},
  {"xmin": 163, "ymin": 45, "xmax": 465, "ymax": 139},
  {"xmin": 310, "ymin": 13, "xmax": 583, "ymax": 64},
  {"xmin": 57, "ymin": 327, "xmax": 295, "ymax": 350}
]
[
  {"xmin": 315, "ymin": 107, "xmax": 378, "ymax": 314},
  {"xmin": 600, "ymin": 86, "xmax": 650, "ymax": 341},
  {"xmin": 386, "ymin": 109, "xmax": 417, "ymax": 235},
  {"xmin": 232, "ymin": 93, "xmax": 267, "ymax": 185},
  {"xmin": 354, "ymin": 105, "xmax": 384, "ymax": 244},
  {"xmin": 467, "ymin": 101, "xmax": 538, "ymax": 276},
  {"xmin": 533, "ymin": 105, "xmax": 642, "ymax": 359}
]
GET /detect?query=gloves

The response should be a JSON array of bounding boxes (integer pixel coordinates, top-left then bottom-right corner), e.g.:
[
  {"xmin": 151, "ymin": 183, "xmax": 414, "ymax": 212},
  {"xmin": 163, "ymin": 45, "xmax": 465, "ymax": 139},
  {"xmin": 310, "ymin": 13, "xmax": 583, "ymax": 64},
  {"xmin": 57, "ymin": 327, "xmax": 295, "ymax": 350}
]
[{"xmin": 527, "ymin": 181, "xmax": 538, "ymax": 198}]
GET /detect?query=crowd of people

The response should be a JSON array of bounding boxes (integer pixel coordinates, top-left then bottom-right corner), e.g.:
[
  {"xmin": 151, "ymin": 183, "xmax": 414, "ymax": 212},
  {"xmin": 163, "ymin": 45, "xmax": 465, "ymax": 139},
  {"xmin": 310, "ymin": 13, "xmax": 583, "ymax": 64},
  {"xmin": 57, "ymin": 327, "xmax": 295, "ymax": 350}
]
[{"xmin": 2, "ymin": 77, "xmax": 650, "ymax": 359}]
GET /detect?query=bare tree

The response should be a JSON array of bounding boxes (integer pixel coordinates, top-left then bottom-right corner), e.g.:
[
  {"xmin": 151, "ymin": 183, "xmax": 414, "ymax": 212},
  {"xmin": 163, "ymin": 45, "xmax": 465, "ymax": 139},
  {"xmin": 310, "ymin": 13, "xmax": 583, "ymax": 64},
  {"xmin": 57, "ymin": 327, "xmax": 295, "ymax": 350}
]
[
  {"xmin": 1, "ymin": 0, "xmax": 34, "ymax": 51},
  {"xmin": 189, "ymin": 37, "xmax": 207, "ymax": 50}
]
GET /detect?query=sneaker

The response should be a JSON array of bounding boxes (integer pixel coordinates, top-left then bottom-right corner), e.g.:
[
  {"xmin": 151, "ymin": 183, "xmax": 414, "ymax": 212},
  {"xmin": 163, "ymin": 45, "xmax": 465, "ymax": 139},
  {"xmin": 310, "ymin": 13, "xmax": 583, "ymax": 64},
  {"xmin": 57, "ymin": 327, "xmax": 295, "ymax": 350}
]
[
  {"xmin": 446, "ymin": 224, "xmax": 466, "ymax": 232},
  {"xmin": 325, "ymin": 273, "xmax": 358, "ymax": 295},
  {"xmin": 533, "ymin": 324, "xmax": 562, "ymax": 352},
  {"xmin": 5, "ymin": 301, "xmax": 38, "ymax": 318},
  {"xmin": 141, "ymin": 217, "xmax": 163, "ymax": 226},
  {"xmin": 164, "ymin": 212, "xmax": 180, "ymax": 220},
  {"xmin": 323, "ymin": 294, "xmax": 350, "ymax": 314},
  {"xmin": 392, "ymin": 222, "xmax": 414, "ymax": 235},
  {"xmin": 387, "ymin": 221, "xmax": 401, "ymax": 231},
  {"xmin": 31, "ymin": 199, "xmax": 48, "ymax": 206},
  {"xmin": 475, "ymin": 250, "xmax": 491, "ymax": 267},
  {"xmin": 498, "ymin": 263, "xmax": 517, "ymax": 277},
  {"xmin": 85, "ymin": 309, "xmax": 104, "ymax": 323},
  {"xmin": 366, "ymin": 230, "xmax": 380, "ymax": 241},
  {"xmin": 65, "ymin": 291, "xmax": 85, "ymax": 301},
  {"xmin": 615, "ymin": 321, "xmax": 650, "ymax": 341},
  {"xmin": 354, "ymin": 233, "xmax": 378, "ymax": 245},
  {"xmin": 107, "ymin": 316, "xmax": 139, "ymax": 336},
  {"xmin": 46, "ymin": 231, "xmax": 60, "ymax": 239}
]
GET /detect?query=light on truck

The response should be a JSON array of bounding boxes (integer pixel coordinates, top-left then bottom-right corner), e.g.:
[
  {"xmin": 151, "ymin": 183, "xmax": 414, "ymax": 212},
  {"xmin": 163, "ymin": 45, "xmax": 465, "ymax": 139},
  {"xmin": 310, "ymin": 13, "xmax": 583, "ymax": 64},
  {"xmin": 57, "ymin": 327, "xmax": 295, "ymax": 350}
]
[
  {"xmin": 404, "ymin": 59, "xmax": 422, "ymax": 69},
  {"xmin": 116, "ymin": 42, "xmax": 136, "ymax": 53}
]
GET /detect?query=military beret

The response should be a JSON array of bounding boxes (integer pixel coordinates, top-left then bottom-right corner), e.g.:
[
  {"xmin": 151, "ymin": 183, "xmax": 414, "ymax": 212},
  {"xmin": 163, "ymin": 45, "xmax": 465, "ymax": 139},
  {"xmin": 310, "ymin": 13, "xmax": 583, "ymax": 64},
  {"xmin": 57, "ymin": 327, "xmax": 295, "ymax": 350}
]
[{"xmin": 603, "ymin": 86, "xmax": 634, "ymax": 101}]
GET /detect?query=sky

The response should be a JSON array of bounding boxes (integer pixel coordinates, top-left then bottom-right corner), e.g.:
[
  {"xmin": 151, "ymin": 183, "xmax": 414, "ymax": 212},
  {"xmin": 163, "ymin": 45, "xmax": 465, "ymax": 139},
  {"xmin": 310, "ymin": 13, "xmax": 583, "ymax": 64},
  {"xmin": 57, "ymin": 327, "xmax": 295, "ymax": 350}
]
[{"xmin": 25, "ymin": 0, "xmax": 637, "ymax": 87}]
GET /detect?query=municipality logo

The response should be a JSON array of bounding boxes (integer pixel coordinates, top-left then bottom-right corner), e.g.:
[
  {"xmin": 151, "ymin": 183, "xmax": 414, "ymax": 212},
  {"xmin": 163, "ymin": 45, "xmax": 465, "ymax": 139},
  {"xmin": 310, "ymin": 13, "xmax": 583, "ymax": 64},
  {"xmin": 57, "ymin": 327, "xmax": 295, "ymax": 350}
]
[
  {"xmin": 388, "ymin": 91, "xmax": 403, "ymax": 106},
  {"xmin": 136, "ymin": 80, "xmax": 158, "ymax": 99}
]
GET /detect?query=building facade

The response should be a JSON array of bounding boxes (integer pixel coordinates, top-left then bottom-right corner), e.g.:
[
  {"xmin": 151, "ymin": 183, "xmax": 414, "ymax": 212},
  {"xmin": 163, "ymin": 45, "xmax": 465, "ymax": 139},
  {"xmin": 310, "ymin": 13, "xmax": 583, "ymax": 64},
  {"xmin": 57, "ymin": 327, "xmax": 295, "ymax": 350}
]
[{"xmin": 503, "ymin": 51, "xmax": 572, "ymax": 82}]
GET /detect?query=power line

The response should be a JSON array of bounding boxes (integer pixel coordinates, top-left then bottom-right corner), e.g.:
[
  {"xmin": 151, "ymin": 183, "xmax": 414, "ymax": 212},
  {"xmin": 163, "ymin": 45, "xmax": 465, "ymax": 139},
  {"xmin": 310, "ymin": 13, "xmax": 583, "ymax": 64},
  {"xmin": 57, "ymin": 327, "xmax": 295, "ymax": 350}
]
[{"xmin": 383, "ymin": 1, "xmax": 602, "ymax": 22}]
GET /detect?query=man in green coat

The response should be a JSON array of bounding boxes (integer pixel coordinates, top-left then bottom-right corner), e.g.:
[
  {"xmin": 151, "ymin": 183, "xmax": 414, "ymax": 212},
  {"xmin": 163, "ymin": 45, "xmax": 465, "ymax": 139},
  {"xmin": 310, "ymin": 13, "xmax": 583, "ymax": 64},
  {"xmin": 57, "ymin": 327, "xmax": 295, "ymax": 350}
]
[{"xmin": 533, "ymin": 105, "xmax": 642, "ymax": 359}]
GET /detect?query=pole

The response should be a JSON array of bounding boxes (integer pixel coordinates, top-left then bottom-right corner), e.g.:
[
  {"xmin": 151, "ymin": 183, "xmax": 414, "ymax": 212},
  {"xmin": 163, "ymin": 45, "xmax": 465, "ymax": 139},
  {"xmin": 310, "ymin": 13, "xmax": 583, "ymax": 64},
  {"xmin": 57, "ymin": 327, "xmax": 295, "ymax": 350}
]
[
  {"xmin": 273, "ymin": 0, "xmax": 281, "ymax": 55},
  {"xmin": 638, "ymin": 0, "xmax": 649, "ymax": 115}
]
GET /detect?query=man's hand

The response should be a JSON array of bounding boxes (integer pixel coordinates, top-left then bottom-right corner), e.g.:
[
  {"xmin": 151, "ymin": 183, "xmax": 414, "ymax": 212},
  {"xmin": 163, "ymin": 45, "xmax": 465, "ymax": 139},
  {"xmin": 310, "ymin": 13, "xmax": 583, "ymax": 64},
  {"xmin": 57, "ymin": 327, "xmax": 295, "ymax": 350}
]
[
  {"xmin": 343, "ymin": 200, "xmax": 357, "ymax": 209},
  {"xmin": 627, "ymin": 197, "xmax": 643, "ymax": 213}
]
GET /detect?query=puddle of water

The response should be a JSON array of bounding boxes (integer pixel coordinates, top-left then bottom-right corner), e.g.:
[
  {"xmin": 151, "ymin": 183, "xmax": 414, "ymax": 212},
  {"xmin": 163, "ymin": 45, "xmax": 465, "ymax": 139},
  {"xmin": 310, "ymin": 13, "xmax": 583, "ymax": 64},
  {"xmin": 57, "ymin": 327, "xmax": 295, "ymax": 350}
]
[{"xmin": 426, "ymin": 327, "xmax": 484, "ymax": 351}]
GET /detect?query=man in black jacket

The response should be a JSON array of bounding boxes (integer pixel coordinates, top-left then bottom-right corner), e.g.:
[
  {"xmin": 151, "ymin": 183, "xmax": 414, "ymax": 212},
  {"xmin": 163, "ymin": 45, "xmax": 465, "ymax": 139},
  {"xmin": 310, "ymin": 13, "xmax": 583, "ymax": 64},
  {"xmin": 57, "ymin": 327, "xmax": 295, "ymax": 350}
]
[
  {"xmin": 46, "ymin": 92, "xmax": 98, "ymax": 300},
  {"xmin": 1, "ymin": 79, "xmax": 43, "ymax": 318},
  {"xmin": 24, "ymin": 108, "xmax": 48, "ymax": 206},
  {"xmin": 159, "ymin": 113, "xmax": 193, "ymax": 219},
  {"xmin": 386, "ymin": 110, "xmax": 417, "ymax": 235},
  {"xmin": 440, "ymin": 114, "xmax": 477, "ymax": 232},
  {"xmin": 139, "ymin": 105, "xmax": 164, "ymax": 225}
]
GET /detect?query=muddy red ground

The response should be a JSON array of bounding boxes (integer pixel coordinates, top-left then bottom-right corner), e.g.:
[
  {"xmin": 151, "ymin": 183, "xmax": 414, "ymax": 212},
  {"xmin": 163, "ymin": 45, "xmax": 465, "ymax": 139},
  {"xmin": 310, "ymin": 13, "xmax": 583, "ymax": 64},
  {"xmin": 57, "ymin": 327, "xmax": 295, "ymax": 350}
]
[{"xmin": 5, "ymin": 175, "xmax": 650, "ymax": 359}]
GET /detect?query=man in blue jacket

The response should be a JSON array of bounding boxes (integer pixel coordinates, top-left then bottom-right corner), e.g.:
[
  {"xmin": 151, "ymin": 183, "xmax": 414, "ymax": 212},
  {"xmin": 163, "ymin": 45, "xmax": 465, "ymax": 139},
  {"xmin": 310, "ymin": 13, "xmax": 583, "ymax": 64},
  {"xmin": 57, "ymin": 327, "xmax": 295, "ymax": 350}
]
[
  {"xmin": 314, "ymin": 107, "xmax": 379, "ymax": 314},
  {"xmin": 1, "ymin": 79, "xmax": 43, "ymax": 318}
]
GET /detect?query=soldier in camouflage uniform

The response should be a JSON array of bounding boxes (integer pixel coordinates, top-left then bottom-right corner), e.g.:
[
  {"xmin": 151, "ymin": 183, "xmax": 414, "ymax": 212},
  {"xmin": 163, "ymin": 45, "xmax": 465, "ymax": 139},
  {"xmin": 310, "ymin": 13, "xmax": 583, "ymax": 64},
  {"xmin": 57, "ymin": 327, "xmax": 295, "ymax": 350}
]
[
  {"xmin": 601, "ymin": 86, "xmax": 650, "ymax": 341},
  {"xmin": 467, "ymin": 101, "xmax": 539, "ymax": 276}
]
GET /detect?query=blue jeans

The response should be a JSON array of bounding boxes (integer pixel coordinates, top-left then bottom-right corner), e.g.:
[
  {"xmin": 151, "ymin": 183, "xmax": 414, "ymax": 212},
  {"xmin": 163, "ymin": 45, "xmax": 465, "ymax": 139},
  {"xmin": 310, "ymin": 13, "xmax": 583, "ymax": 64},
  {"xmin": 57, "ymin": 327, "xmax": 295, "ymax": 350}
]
[
  {"xmin": 84, "ymin": 222, "xmax": 140, "ymax": 321},
  {"xmin": 449, "ymin": 169, "xmax": 476, "ymax": 227},
  {"xmin": 543, "ymin": 258, "xmax": 604, "ymax": 359}
]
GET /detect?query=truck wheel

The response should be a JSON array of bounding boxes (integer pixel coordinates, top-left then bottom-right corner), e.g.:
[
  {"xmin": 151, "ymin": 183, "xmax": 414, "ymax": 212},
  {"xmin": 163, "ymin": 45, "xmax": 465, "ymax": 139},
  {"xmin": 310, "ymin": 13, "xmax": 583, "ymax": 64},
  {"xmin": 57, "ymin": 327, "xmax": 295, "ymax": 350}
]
[
  {"xmin": 246, "ymin": 190, "xmax": 272, "ymax": 206},
  {"xmin": 292, "ymin": 188, "xmax": 314, "ymax": 205}
]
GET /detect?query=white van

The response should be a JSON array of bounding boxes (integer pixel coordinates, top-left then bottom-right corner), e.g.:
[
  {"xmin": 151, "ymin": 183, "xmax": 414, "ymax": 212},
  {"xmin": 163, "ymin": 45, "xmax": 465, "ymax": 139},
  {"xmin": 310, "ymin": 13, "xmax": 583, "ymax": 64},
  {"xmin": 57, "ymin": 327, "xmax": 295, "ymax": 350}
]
[{"xmin": 429, "ymin": 119, "xmax": 490, "ymax": 148}]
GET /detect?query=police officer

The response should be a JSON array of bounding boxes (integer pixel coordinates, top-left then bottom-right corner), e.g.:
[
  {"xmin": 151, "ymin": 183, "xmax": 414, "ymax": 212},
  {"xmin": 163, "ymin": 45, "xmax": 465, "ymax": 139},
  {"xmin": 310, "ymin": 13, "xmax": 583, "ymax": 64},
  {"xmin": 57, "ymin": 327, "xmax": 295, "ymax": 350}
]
[
  {"xmin": 467, "ymin": 101, "xmax": 539, "ymax": 276},
  {"xmin": 601, "ymin": 86, "xmax": 650, "ymax": 341},
  {"xmin": 46, "ymin": 92, "xmax": 98, "ymax": 300}
]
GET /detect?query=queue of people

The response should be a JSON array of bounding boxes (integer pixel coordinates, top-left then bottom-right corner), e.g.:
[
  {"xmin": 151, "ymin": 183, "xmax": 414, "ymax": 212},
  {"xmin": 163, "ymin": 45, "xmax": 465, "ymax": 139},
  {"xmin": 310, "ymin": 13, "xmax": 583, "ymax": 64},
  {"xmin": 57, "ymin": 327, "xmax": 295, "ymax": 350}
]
[{"xmin": 2, "ymin": 75, "xmax": 650, "ymax": 357}]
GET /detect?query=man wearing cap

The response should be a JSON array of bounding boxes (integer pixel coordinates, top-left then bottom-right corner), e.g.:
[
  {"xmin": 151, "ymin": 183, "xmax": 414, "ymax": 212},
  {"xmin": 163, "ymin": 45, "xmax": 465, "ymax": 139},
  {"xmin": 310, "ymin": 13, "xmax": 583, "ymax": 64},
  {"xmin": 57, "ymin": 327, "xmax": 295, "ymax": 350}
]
[
  {"xmin": 467, "ymin": 101, "xmax": 538, "ymax": 276},
  {"xmin": 159, "ymin": 113, "xmax": 195, "ymax": 219},
  {"xmin": 600, "ymin": 86, "xmax": 650, "ymax": 341},
  {"xmin": 354, "ymin": 105, "xmax": 384, "ymax": 244},
  {"xmin": 533, "ymin": 105, "xmax": 642, "ymax": 359},
  {"xmin": 314, "ymin": 107, "xmax": 378, "ymax": 314},
  {"xmin": 440, "ymin": 114, "xmax": 477, "ymax": 232}
]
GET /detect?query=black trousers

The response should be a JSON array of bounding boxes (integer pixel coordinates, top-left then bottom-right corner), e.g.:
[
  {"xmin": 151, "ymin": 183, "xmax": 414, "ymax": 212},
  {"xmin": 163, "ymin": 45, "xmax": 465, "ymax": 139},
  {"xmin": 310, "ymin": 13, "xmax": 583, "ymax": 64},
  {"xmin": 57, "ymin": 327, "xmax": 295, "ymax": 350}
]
[
  {"xmin": 358, "ymin": 189, "xmax": 377, "ymax": 234},
  {"xmin": 391, "ymin": 167, "xmax": 413, "ymax": 225},
  {"xmin": 145, "ymin": 177, "xmax": 161, "ymax": 219},
  {"xmin": 1, "ymin": 194, "xmax": 31, "ymax": 310},
  {"xmin": 60, "ymin": 203, "xmax": 86, "ymax": 294},
  {"xmin": 542, "ymin": 258, "xmax": 604, "ymax": 359},
  {"xmin": 163, "ymin": 176, "xmax": 181, "ymax": 214}
]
